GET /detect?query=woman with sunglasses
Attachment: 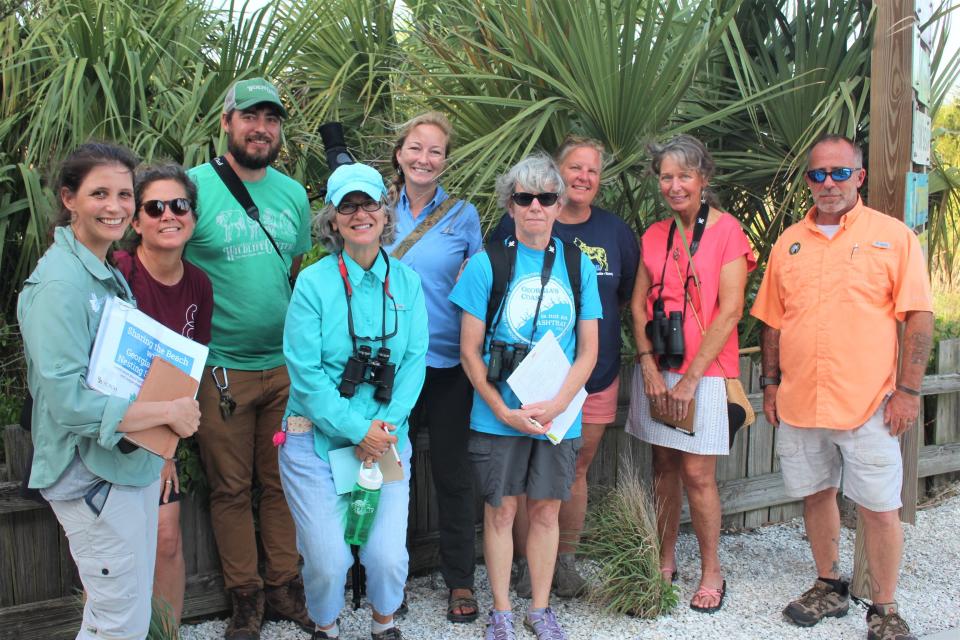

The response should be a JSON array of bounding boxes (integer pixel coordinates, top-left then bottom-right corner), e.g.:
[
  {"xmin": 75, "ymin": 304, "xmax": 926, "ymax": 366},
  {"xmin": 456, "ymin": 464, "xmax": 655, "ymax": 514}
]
[
  {"xmin": 489, "ymin": 135, "xmax": 640, "ymax": 598},
  {"xmin": 626, "ymin": 134, "xmax": 755, "ymax": 613},
  {"xmin": 450, "ymin": 153, "xmax": 602, "ymax": 640},
  {"xmin": 279, "ymin": 162, "xmax": 427, "ymax": 640},
  {"xmin": 382, "ymin": 111, "xmax": 483, "ymax": 623},
  {"xmin": 113, "ymin": 163, "xmax": 213, "ymax": 629},
  {"xmin": 17, "ymin": 143, "xmax": 201, "ymax": 638}
]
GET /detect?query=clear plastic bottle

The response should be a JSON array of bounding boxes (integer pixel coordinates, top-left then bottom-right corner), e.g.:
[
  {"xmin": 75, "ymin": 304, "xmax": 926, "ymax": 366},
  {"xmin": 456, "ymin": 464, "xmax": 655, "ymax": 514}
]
[{"xmin": 344, "ymin": 463, "xmax": 383, "ymax": 546}]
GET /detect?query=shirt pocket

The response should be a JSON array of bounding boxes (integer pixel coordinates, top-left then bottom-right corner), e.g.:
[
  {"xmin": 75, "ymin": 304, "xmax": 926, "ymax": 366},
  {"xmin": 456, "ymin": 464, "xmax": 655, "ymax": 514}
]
[
  {"xmin": 843, "ymin": 247, "xmax": 894, "ymax": 307},
  {"xmin": 780, "ymin": 251, "xmax": 820, "ymax": 310}
]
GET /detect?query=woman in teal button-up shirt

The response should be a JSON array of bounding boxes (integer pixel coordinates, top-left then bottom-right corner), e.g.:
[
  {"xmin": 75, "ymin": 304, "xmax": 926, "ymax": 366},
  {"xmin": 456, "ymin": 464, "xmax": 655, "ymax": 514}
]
[
  {"xmin": 279, "ymin": 162, "xmax": 427, "ymax": 640},
  {"xmin": 17, "ymin": 142, "xmax": 201, "ymax": 638}
]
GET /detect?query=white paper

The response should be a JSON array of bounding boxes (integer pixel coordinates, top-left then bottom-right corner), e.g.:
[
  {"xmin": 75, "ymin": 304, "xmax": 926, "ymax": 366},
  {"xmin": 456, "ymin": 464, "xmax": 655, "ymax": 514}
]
[
  {"xmin": 87, "ymin": 297, "xmax": 209, "ymax": 399},
  {"xmin": 506, "ymin": 331, "xmax": 587, "ymax": 444}
]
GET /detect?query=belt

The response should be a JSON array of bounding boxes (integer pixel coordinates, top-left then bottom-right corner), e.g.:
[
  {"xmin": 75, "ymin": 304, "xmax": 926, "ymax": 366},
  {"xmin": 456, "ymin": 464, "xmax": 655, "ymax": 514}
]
[{"xmin": 286, "ymin": 416, "xmax": 313, "ymax": 433}]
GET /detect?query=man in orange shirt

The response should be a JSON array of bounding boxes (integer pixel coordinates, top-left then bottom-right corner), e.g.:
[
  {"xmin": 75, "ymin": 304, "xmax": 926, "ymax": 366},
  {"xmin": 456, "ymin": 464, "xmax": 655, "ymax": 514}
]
[{"xmin": 751, "ymin": 135, "xmax": 933, "ymax": 640}]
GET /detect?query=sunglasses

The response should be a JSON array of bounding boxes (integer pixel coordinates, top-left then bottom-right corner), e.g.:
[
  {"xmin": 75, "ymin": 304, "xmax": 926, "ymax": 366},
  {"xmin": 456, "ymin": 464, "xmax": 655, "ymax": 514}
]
[
  {"xmin": 141, "ymin": 198, "xmax": 193, "ymax": 218},
  {"xmin": 337, "ymin": 200, "xmax": 383, "ymax": 215},
  {"xmin": 510, "ymin": 192, "xmax": 560, "ymax": 207},
  {"xmin": 805, "ymin": 167, "xmax": 860, "ymax": 184}
]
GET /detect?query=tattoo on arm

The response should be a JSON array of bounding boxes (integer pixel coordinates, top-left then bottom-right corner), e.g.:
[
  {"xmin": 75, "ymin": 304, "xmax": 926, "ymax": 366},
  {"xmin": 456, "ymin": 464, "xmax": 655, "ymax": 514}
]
[
  {"xmin": 761, "ymin": 325, "xmax": 781, "ymax": 377},
  {"xmin": 907, "ymin": 330, "xmax": 932, "ymax": 367}
]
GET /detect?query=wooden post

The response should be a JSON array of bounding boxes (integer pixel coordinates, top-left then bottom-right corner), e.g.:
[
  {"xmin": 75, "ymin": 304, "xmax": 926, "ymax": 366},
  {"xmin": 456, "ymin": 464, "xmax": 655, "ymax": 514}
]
[{"xmin": 851, "ymin": 0, "xmax": 921, "ymax": 601}]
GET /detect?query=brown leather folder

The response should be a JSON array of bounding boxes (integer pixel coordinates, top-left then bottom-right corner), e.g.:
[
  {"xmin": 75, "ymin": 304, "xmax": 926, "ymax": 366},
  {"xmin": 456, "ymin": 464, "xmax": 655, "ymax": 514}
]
[
  {"xmin": 122, "ymin": 356, "xmax": 198, "ymax": 459},
  {"xmin": 650, "ymin": 398, "xmax": 697, "ymax": 436}
]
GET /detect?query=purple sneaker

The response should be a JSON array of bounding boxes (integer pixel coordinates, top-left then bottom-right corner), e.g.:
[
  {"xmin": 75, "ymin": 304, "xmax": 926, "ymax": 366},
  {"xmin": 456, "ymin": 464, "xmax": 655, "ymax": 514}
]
[
  {"xmin": 524, "ymin": 607, "xmax": 567, "ymax": 640},
  {"xmin": 485, "ymin": 610, "xmax": 516, "ymax": 640}
]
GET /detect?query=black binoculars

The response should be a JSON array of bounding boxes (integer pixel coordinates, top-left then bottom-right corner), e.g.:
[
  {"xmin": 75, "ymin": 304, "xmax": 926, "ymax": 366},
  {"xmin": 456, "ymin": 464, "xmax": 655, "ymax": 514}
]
[
  {"xmin": 339, "ymin": 345, "xmax": 396, "ymax": 403},
  {"xmin": 486, "ymin": 340, "xmax": 530, "ymax": 383},
  {"xmin": 645, "ymin": 299, "xmax": 684, "ymax": 369}
]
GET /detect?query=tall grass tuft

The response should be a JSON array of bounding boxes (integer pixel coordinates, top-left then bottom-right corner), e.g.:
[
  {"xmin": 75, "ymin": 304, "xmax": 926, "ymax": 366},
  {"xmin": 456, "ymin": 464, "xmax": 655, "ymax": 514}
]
[
  {"xmin": 147, "ymin": 597, "xmax": 179, "ymax": 640},
  {"xmin": 578, "ymin": 455, "xmax": 678, "ymax": 618}
]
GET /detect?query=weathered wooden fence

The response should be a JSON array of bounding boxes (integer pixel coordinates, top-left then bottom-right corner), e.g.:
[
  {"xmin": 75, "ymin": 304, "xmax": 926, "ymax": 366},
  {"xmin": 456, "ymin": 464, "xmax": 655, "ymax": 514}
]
[{"xmin": 2, "ymin": 339, "xmax": 959, "ymax": 639}]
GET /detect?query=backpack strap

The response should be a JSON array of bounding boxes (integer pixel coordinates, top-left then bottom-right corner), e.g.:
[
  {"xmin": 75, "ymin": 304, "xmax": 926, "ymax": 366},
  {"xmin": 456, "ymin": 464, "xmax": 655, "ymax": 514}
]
[
  {"xmin": 484, "ymin": 237, "xmax": 518, "ymax": 336},
  {"xmin": 561, "ymin": 240, "xmax": 582, "ymax": 320}
]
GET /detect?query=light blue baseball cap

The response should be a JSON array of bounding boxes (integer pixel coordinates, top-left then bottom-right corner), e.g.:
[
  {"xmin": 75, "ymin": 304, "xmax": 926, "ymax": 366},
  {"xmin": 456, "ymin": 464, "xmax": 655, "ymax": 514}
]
[{"xmin": 326, "ymin": 163, "xmax": 386, "ymax": 206}]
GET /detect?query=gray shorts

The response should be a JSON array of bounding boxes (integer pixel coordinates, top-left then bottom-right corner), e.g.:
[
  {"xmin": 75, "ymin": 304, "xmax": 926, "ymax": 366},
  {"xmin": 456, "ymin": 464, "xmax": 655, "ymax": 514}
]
[
  {"xmin": 468, "ymin": 432, "xmax": 582, "ymax": 507},
  {"xmin": 777, "ymin": 402, "xmax": 903, "ymax": 512}
]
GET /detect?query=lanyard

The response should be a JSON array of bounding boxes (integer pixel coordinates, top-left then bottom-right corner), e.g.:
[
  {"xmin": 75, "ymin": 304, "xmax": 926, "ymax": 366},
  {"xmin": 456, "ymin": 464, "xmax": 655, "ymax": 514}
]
[
  {"xmin": 655, "ymin": 202, "xmax": 708, "ymax": 305},
  {"xmin": 337, "ymin": 248, "xmax": 398, "ymax": 353}
]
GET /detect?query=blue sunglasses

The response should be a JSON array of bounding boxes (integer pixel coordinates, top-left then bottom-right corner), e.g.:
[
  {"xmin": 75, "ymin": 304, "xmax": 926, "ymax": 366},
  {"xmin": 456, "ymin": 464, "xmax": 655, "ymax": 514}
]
[{"xmin": 805, "ymin": 167, "xmax": 860, "ymax": 184}]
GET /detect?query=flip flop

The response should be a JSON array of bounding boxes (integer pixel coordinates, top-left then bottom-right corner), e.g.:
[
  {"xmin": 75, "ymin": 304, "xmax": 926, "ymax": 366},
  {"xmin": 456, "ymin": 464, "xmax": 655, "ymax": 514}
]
[
  {"xmin": 446, "ymin": 589, "xmax": 479, "ymax": 623},
  {"xmin": 690, "ymin": 580, "xmax": 726, "ymax": 614}
]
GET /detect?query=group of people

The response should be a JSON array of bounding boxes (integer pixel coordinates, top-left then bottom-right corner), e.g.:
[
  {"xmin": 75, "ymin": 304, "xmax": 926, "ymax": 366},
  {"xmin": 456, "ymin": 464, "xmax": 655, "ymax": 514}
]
[{"xmin": 17, "ymin": 76, "xmax": 933, "ymax": 640}]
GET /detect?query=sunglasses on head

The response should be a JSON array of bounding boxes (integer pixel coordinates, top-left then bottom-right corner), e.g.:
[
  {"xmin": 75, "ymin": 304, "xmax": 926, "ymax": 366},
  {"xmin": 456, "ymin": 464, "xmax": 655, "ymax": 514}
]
[
  {"xmin": 337, "ymin": 200, "xmax": 383, "ymax": 215},
  {"xmin": 510, "ymin": 192, "xmax": 559, "ymax": 207},
  {"xmin": 141, "ymin": 198, "xmax": 193, "ymax": 218},
  {"xmin": 805, "ymin": 167, "xmax": 860, "ymax": 184}
]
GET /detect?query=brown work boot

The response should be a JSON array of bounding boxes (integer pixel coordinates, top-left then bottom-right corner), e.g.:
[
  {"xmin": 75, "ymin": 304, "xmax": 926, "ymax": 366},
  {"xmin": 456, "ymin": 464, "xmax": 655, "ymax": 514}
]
[
  {"xmin": 782, "ymin": 579, "xmax": 849, "ymax": 627},
  {"xmin": 225, "ymin": 587, "xmax": 265, "ymax": 639},
  {"xmin": 866, "ymin": 603, "xmax": 916, "ymax": 640},
  {"xmin": 265, "ymin": 576, "xmax": 313, "ymax": 632}
]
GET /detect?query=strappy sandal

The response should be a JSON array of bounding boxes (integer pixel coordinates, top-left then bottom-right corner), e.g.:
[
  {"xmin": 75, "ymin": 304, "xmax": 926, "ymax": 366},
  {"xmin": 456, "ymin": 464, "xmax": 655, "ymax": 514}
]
[
  {"xmin": 690, "ymin": 580, "xmax": 726, "ymax": 614},
  {"xmin": 660, "ymin": 566, "xmax": 678, "ymax": 584},
  {"xmin": 447, "ymin": 589, "xmax": 479, "ymax": 623}
]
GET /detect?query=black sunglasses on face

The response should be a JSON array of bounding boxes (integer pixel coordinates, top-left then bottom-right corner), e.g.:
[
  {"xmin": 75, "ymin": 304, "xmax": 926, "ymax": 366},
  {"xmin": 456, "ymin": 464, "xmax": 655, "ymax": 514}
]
[
  {"xmin": 805, "ymin": 167, "xmax": 860, "ymax": 184},
  {"xmin": 141, "ymin": 198, "xmax": 193, "ymax": 218},
  {"xmin": 337, "ymin": 200, "xmax": 383, "ymax": 215},
  {"xmin": 510, "ymin": 192, "xmax": 560, "ymax": 207}
]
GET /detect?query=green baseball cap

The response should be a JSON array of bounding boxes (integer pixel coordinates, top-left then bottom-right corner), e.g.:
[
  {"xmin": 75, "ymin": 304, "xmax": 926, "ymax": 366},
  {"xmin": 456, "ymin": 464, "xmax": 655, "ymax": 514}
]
[{"xmin": 223, "ymin": 78, "xmax": 287, "ymax": 118}]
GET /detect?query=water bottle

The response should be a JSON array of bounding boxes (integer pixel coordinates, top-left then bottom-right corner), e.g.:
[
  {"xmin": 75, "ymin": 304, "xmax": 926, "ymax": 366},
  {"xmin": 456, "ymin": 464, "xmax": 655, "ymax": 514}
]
[{"xmin": 344, "ymin": 463, "xmax": 382, "ymax": 546}]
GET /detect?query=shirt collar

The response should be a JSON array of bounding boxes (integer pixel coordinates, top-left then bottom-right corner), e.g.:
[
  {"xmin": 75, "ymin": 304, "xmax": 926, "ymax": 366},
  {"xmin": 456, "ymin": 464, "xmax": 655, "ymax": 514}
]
[
  {"xmin": 54, "ymin": 226, "xmax": 122, "ymax": 284},
  {"xmin": 341, "ymin": 248, "xmax": 388, "ymax": 286},
  {"xmin": 399, "ymin": 184, "xmax": 448, "ymax": 217},
  {"xmin": 802, "ymin": 196, "xmax": 866, "ymax": 232}
]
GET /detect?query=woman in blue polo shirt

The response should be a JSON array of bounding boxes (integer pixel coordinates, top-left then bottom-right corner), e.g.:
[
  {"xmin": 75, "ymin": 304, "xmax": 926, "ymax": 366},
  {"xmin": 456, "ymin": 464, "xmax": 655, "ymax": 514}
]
[
  {"xmin": 383, "ymin": 111, "xmax": 483, "ymax": 623},
  {"xmin": 17, "ymin": 142, "xmax": 201, "ymax": 638},
  {"xmin": 279, "ymin": 162, "xmax": 428, "ymax": 640}
]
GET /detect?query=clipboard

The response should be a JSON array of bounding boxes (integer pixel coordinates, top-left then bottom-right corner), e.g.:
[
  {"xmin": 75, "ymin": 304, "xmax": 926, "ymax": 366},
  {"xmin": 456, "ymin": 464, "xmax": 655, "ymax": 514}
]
[{"xmin": 121, "ymin": 356, "xmax": 198, "ymax": 459}]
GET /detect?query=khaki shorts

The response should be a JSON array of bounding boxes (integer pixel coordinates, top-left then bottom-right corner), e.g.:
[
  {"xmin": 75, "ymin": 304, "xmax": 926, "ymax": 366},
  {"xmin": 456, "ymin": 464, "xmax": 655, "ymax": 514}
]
[
  {"xmin": 776, "ymin": 402, "xmax": 903, "ymax": 512},
  {"xmin": 468, "ymin": 432, "xmax": 582, "ymax": 507}
]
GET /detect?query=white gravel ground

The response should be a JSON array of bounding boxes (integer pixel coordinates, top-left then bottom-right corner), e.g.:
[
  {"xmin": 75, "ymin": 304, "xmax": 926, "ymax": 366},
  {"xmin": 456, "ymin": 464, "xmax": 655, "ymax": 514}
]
[{"xmin": 180, "ymin": 493, "xmax": 960, "ymax": 640}]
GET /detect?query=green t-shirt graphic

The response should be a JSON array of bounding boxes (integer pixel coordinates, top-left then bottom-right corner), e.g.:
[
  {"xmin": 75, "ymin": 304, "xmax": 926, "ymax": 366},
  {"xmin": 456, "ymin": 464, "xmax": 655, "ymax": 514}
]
[{"xmin": 186, "ymin": 163, "xmax": 312, "ymax": 370}]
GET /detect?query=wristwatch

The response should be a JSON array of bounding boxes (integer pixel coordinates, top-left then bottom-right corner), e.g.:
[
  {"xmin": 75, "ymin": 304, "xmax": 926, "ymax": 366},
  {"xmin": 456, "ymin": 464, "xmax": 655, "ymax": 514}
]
[{"xmin": 759, "ymin": 376, "xmax": 781, "ymax": 389}]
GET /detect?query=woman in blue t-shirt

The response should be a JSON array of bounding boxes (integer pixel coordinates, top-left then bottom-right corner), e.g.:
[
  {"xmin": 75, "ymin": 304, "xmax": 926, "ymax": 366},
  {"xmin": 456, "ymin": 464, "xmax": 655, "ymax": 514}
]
[
  {"xmin": 450, "ymin": 153, "xmax": 602, "ymax": 640},
  {"xmin": 383, "ymin": 111, "xmax": 483, "ymax": 623}
]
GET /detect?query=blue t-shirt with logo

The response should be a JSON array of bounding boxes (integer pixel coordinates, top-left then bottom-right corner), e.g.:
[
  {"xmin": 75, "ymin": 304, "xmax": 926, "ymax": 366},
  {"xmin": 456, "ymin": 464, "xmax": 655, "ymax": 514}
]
[
  {"xmin": 489, "ymin": 207, "xmax": 639, "ymax": 392},
  {"xmin": 448, "ymin": 238, "xmax": 603, "ymax": 438}
]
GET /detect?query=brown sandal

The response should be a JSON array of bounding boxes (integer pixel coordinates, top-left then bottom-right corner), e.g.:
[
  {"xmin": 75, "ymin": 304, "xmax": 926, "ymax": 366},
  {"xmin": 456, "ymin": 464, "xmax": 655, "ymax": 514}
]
[{"xmin": 446, "ymin": 589, "xmax": 479, "ymax": 623}]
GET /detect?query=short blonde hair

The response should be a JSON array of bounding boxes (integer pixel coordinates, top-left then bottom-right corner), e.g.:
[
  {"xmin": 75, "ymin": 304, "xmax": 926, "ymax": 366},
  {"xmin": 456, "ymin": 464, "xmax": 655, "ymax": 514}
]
[{"xmin": 555, "ymin": 134, "xmax": 609, "ymax": 172}]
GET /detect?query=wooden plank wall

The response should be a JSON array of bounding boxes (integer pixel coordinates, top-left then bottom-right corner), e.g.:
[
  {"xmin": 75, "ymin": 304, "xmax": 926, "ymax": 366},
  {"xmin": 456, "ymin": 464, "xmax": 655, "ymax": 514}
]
[{"xmin": 931, "ymin": 339, "xmax": 960, "ymax": 491}]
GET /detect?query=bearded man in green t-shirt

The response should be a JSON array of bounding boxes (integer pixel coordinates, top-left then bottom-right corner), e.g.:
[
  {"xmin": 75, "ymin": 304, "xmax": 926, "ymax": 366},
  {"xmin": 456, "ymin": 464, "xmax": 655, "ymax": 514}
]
[{"xmin": 185, "ymin": 77, "xmax": 312, "ymax": 639}]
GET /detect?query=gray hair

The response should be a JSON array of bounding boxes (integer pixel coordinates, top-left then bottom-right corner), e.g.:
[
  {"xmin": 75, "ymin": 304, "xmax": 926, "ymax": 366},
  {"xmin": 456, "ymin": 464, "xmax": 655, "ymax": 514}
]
[
  {"xmin": 806, "ymin": 133, "xmax": 863, "ymax": 167},
  {"xmin": 494, "ymin": 152, "xmax": 565, "ymax": 210},
  {"xmin": 647, "ymin": 134, "xmax": 719, "ymax": 208},
  {"xmin": 314, "ymin": 196, "xmax": 397, "ymax": 254}
]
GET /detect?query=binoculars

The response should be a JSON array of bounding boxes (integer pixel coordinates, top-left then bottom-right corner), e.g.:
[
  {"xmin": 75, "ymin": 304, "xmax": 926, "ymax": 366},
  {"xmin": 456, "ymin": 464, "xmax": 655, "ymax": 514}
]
[
  {"xmin": 645, "ymin": 299, "xmax": 684, "ymax": 369},
  {"xmin": 339, "ymin": 345, "xmax": 396, "ymax": 403},
  {"xmin": 486, "ymin": 340, "xmax": 530, "ymax": 383}
]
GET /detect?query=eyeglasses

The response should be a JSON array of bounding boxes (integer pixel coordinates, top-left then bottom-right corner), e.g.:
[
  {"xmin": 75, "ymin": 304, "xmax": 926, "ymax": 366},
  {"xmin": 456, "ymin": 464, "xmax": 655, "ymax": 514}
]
[
  {"xmin": 805, "ymin": 167, "xmax": 861, "ymax": 184},
  {"xmin": 141, "ymin": 198, "xmax": 193, "ymax": 218},
  {"xmin": 337, "ymin": 200, "xmax": 383, "ymax": 215},
  {"xmin": 510, "ymin": 192, "xmax": 560, "ymax": 207}
]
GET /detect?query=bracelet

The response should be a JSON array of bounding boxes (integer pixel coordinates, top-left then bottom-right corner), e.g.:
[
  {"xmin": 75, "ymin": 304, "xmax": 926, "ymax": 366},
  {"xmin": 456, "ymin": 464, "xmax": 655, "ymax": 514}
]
[
  {"xmin": 759, "ymin": 375, "xmax": 781, "ymax": 389},
  {"xmin": 637, "ymin": 350, "xmax": 655, "ymax": 359},
  {"xmin": 896, "ymin": 384, "xmax": 921, "ymax": 396}
]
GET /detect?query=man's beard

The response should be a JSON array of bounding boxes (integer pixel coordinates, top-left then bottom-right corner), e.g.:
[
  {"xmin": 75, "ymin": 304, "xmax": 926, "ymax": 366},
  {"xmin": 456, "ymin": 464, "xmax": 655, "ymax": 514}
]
[{"xmin": 227, "ymin": 135, "xmax": 281, "ymax": 170}]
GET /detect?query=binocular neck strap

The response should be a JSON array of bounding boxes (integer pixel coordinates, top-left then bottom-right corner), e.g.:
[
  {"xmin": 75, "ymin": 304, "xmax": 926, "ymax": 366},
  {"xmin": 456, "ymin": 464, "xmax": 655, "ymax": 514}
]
[
  {"xmin": 337, "ymin": 248, "xmax": 394, "ymax": 354},
  {"xmin": 527, "ymin": 238, "xmax": 558, "ymax": 345},
  {"xmin": 655, "ymin": 203, "xmax": 708, "ymax": 304},
  {"xmin": 485, "ymin": 236, "xmax": 558, "ymax": 350}
]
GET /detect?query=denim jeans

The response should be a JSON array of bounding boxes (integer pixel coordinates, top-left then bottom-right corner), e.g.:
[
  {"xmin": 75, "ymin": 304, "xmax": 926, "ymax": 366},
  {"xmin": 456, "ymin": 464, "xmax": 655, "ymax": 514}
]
[{"xmin": 278, "ymin": 431, "xmax": 411, "ymax": 626}]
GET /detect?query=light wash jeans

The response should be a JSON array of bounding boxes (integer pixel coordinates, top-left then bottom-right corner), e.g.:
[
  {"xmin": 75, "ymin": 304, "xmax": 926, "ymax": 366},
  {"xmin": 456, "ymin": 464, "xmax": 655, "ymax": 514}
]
[
  {"xmin": 49, "ymin": 479, "xmax": 161, "ymax": 639},
  {"xmin": 279, "ymin": 431, "xmax": 411, "ymax": 626}
]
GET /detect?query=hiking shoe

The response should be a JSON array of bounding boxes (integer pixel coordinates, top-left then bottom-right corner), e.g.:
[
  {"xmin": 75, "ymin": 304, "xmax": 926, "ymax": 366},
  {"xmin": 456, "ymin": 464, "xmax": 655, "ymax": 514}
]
[
  {"xmin": 371, "ymin": 626, "xmax": 404, "ymax": 640},
  {"xmin": 866, "ymin": 603, "xmax": 916, "ymax": 640},
  {"xmin": 485, "ymin": 610, "xmax": 517, "ymax": 640},
  {"xmin": 783, "ymin": 579, "xmax": 849, "ymax": 627},
  {"xmin": 512, "ymin": 558, "xmax": 532, "ymax": 598},
  {"xmin": 553, "ymin": 553, "xmax": 587, "ymax": 598},
  {"xmin": 524, "ymin": 607, "xmax": 567, "ymax": 640},
  {"xmin": 225, "ymin": 587, "xmax": 265, "ymax": 639},
  {"xmin": 265, "ymin": 576, "xmax": 313, "ymax": 632}
]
